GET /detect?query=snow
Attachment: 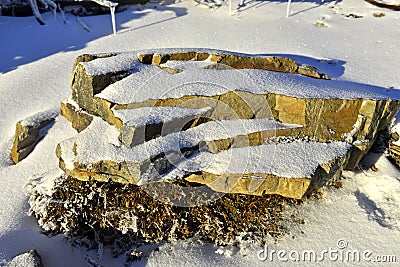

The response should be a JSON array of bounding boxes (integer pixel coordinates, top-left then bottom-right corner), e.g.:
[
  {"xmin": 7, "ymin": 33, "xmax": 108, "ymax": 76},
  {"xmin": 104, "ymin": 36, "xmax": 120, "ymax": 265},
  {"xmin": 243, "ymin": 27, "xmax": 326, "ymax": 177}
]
[
  {"xmin": 79, "ymin": 52, "xmax": 138, "ymax": 75},
  {"xmin": 160, "ymin": 59, "xmax": 217, "ymax": 69},
  {"xmin": 0, "ymin": 0, "xmax": 400, "ymax": 266},
  {"xmin": 357, "ymin": 174, "xmax": 400, "ymax": 230},
  {"xmin": 20, "ymin": 107, "xmax": 59, "ymax": 127},
  {"xmin": 373, "ymin": 0, "xmax": 400, "ymax": 5},
  {"xmin": 59, "ymin": 117, "xmax": 121, "ymax": 169},
  {"xmin": 92, "ymin": 0, "xmax": 118, "ymax": 8}
]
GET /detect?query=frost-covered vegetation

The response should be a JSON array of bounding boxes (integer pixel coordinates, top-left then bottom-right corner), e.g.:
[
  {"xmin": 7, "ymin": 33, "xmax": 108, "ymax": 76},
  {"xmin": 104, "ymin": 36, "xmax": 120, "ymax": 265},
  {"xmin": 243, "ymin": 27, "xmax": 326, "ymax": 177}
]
[{"xmin": 27, "ymin": 171, "xmax": 299, "ymax": 259}]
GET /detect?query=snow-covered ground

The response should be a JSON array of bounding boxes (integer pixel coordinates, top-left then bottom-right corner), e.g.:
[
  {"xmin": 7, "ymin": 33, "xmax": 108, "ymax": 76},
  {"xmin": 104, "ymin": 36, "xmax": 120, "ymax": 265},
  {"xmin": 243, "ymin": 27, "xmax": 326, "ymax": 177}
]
[{"xmin": 0, "ymin": 0, "xmax": 399, "ymax": 266}]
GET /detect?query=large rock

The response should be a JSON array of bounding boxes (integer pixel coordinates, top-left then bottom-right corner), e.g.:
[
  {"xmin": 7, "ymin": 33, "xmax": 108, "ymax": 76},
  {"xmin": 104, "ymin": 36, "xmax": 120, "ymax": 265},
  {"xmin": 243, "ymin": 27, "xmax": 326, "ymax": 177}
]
[
  {"xmin": 66, "ymin": 49, "xmax": 400, "ymax": 171},
  {"xmin": 26, "ymin": 49, "xmax": 400, "ymax": 250},
  {"xmin": 56, "ymin": 49, "xmax": 400, "ymax": 198},
  {"xmin": 139, "ymin": 50, "xmax": 329, "ymax": 78},
  {"xmin": 11, "ymin": 108, "xmax": 59, "ymax": 164}
]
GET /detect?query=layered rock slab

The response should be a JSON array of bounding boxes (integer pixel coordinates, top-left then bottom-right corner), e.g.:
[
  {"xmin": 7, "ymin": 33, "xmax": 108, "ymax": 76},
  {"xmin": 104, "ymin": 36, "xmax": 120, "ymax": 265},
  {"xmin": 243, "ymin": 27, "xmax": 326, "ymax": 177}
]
[
  {"xmin": 56, "ymin": 117, "xmax": 302, "ymax": 186},
  {"xmin": 60, "ymin": 99, "xmax": 93, "ymax": 133},
  {"xmin": 67, "ymin": 49, "xmax": 400, "ymax": 170},
  {"xmin": 69, "ymin": 49, "xmax": 328, "ymax": 128},
  {"xmin": 56, "ymin": 117, "xmax": 351, "ymax": 199},
  {"xmin": 161, "ymin": 141, "xmax": 351, "ymax": 199}
]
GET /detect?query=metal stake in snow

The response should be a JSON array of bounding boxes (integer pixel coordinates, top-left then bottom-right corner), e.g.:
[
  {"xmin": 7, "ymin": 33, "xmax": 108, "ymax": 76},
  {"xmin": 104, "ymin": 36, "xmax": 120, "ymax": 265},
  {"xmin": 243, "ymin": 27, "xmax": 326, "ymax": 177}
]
[
  {"xmin": 110, "ymin": 6, "xmax": 116, "ymax": 34},
  {"xmin": 286, "ymin": 0, "xmax": 292, "ymax": 17},
  {"xmin": 92, "ymin": 0, "xmax": 118, "ymax": 34}
]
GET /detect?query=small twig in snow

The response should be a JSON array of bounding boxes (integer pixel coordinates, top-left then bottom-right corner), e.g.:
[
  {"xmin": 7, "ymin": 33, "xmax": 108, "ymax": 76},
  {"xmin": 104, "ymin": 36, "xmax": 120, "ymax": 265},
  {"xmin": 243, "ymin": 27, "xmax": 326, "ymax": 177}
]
[
  {"xmin": 76, "ymin": 16, "xmax": 91, "ymax": 32},
  {"xmin": 29, "ymin": 0, "xmax": 46, "ymax": 25},
  {"xmin": 58, "ymin": 4, "xmax": 67, "ymax": 24},
  {"xmin": 357, "ymin": 165, "xmax": 369, "ymax": 176}
]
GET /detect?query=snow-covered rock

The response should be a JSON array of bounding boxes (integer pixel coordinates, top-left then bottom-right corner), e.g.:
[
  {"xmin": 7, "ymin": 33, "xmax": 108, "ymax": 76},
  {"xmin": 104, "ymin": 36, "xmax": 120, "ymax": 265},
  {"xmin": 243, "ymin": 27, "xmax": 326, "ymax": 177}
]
[
  {"xmin": 11, "ymin": 108, "xmax": 59, "ymax": 164},
  {"xmin": 7, "ymin": 250, "xmax": 43, "ymax": 267},
  {"xmin": 67, "ymin": 49, "xmax": 400, "ymax": 171},
  {"xmin": 25, "ymin": 49, "xmax": 400, "ymax": 252},
  {"xmin": 56, "ymin": 116, "xmax": 303, "ymax": 189}
]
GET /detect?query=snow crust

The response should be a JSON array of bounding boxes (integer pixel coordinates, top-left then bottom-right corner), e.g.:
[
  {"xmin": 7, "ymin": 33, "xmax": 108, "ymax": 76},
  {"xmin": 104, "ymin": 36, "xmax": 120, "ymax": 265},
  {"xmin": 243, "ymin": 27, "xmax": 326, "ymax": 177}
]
[
  {"xmin": 20, "ymin": 107, "xmax": 59, "ymax": 127},
  {"xmin": 79, "ymin": 53, "xmax": 138, "ymax": 76},
  {"xmin": 160, "ymin": 59, "xmax": 216, "ymax": 70},
  {"xmin": 7, "ymin": 251, "xmax": 41, "ymax": 267}
]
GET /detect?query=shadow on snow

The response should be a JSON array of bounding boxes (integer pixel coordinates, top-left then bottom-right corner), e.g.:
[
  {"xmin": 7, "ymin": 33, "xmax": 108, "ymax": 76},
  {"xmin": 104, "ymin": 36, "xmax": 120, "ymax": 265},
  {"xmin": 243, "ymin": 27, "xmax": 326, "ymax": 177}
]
[
  {"xmin": 0, "ymin": 3, "xmax": 188, "ymax": 74},
  {"xmin": 237, "ymin": 0, "xmax": 342, "ymax": 16}
]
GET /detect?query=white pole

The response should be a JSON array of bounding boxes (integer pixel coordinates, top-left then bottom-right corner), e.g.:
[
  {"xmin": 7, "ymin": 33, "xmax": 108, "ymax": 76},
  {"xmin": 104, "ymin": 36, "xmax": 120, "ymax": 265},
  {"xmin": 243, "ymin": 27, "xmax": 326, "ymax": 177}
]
[
  {"xmin": 229, "ymin": 0, "xmax": 232, "ymax": 16},
  {"xmin": 110, "ymin": 6, "xmax": 116, "ymax": 34},
  {"xmin": 286, "ymin": 0, "xmax": 292, "ymax": 17}
]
